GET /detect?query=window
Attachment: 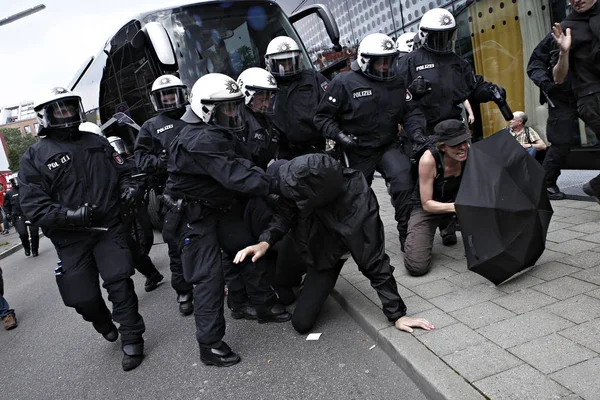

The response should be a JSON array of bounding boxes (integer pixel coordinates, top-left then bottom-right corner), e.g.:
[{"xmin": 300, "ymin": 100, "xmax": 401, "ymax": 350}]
[{"xmin": 24, "ymin": 125, "xmax": 31, "ymax": 135}]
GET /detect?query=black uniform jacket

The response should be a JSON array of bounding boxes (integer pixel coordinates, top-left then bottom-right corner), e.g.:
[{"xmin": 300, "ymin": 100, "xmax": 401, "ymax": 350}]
[
  {"xmin": 240, "ymin": 111, "xmax": 279, "ymax": 170},
  {"xmin": 270, "ymin": 69, "xmax": 329, "ymax": 148},
  {"xmin": 165, "ymin": 112, "xmax": 272, "ymax": 207},
  {"xmin": 314, "ymin": 64, "xmax": 427, "ymax": 148},
  {"xmin": 18, "ymin": 130, "xmax": 133, "ymax": 232},
  {"xmin": 134, "ymin": 112, "xmax": 188, "ymax": 174},
  {"xmin": 3, "ymin": 187, "xmax": 23, "ymax": 216}
]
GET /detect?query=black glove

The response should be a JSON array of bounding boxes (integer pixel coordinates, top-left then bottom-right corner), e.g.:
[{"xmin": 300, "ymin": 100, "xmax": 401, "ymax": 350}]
[
  {"xmin": 408, "ymin": 76, "xmax": 432, "ymax": 98},
  {"xmin": 65, "ymin": 205, "xmax": 92, "ymax": 227},
  {"xmin": 269, "ymin": 177, "xmax": 282, "ymax": 195},
  {"xmin": 541, "ymin": 81, "xmax": 557, "ymax": 95},
  {"xmin": 334, "ymin": 132, "xmax": 357, "ymax": 150},
  {"xmin": 122, "ymin": 186, "xmax": 144, "ymax": 208},
  {"xmin": 157, "ymin": 150, "xmax": 169, "ymax": 170},
  {"xmin": 489, "ymin": 84, "xmax": 507, "ymax": 101}
]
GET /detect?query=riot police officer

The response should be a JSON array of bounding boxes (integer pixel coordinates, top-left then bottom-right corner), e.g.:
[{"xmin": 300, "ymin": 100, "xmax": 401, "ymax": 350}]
[
  {"xmin": 314, "ymin": 33, "xmax": 426, "ymax": 250},
  {"xmin": 163, "ymin": 73, "xmax": 290, "ymax": 367},
  {"xmin": 527, "ymin": 33, "xmax": 580, "ymax": 200},
  {"xmin": 266, "ymin": 36, "xmax": 329, "ymax": 159},
  {"xmin": 236, "ymin": 67, "xmax": 280, "ymax": 169},
  {"xmin": 4, "ymin": 174, "xmax": 40, "ymax": 257},
  {"xmin": 18, "ymin": 87, "xmax": 146, "ymax": 371},
  {"xmin": 134, "ymin": 74, "xmax": 193, "ymax": 315},
  {"xmin": 397, "ymin": 8, "xmax": 508, "ymax": 136}
]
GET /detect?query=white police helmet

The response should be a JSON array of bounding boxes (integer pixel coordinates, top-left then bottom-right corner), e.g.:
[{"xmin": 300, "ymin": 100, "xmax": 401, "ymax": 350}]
[
  {"xmin": 356, "ymin": 33, "xmax": 399, "ymax": 81},
  {"xmin": 150, "ymin": 74, "xmax": 188, "ymax": 112},
  {"xmin": 33, "ymin": 87, "xmax": 86, "ymax": 130},
  {"xmin": 418, "ymin": 8, "xmax": 457, "ymax": 54},
  {"xmin": 237, "ymin": 68, "xmax": 279, "ymax": 114},
  {"xmin": 265, "ymin": 36, "xmax": 302, "ymax": 77},
  {"xmin": 79, "ymin": 122, "xmax": 103, "ymax": 136},
  {"xmin": 189, "ymin": 73, "xmax": 245, "ymax": 131},
  {"xmin": 396, "ymin": 32, "xmax": 415, "ymax": 54}
]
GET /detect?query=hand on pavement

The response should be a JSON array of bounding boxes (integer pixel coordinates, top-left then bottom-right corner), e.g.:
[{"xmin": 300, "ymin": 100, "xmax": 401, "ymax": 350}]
[{"xmin": 395, "ymin": 316, "xmax": 435, "ymax": 333}]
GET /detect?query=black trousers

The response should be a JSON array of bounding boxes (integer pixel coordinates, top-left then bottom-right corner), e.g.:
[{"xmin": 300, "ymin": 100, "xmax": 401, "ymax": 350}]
[
  {"xmin": 13, "ymin": 216, "xmax": 39, "ymax": 252},
  {"xmin": 50, "ymin": 225, "xmax": 145, "ymax": 346},
  {"xmin": 123, "ymin": 209, "xmax": 160, "ymax": 280},
  {"xmin": 173, "ymin": 204, "xmax": 274, "ymax": 347},
  {"xmin": 346, "ymin": 143, "xmax": 413, "ymax": 241},
  {"xmin": 578, "ymin": 93, "xmax": 600, "ymax": 192},
  {"xmin": 161, "ymin": 209, "xmax": 193, "ymax": 296}
]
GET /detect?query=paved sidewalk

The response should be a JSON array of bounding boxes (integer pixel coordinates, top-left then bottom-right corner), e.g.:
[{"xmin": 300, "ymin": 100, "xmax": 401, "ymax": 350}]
[
  {"xmin": 0, "ymin": 227, "xmax": 41, "ymax": 260},
  {"xmin": 332, "ymin": 178, "xmax": 600, "ymax": 400}
]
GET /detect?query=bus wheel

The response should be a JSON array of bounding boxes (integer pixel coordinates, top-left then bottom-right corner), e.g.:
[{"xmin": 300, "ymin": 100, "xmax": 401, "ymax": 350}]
[{"xmin": 147, "ymin": 189, "xmax": 164, "ymax": 231}]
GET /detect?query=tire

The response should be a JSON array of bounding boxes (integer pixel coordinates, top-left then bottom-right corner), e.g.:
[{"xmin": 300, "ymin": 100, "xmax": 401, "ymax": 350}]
[{"xmin": 147, "ymin": 189, "xmax": 164, "ymax": 231}]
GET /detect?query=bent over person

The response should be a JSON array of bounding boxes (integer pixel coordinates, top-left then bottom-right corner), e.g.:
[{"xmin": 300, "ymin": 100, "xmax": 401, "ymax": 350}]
[{"xmin": 18, "ymin": 87, "xmax": 146, "ymax": 371}]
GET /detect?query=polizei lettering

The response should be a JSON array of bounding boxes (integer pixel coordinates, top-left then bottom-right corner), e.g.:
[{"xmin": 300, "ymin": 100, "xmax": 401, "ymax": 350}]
[
  {"xmin": 415, "ymin": 63, "xmax": 435, "ymax": 72},
  {"xmin": 352, "ymin": 89, "xmax": 373, "ymax": 99},
  {"xmin": 47, "ymin": 154, "xmax": 71, "ymax": 170},
  {"xmin": 156, "ymin": 124, "xmax": 174, "ymax": 134}
]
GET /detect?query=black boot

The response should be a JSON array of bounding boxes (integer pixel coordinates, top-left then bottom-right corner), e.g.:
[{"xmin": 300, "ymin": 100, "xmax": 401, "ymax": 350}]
[
  {"xmin": 177, "ymin": 293, "xmax": 193, "ymax": 316},
  {"xmin": 32, "ymin": 249, "xmax": 39, "ymax": 257},
  {"xmin": 547, "ymin": 185, "xmax": 567, "ymax": 200},
  {"xmin": 257, "ymin": 303, "xmax": 292, "ymax": 324},
  {"xmin": 200, "ymin": 341, "xmax": 240, "ymax": 367},
  {"xmin": 24, "ymin": 248, "xmax": 31, "ymax": 257},
  {"xmin": 583, "ymin": 182, "xmax": 600, "ymax": 203},
  {"xmin": 122, "ymin": 343, "xmax": 144, "ymax": 371},
  {"xmin": 102, "ymin": 323, "xmax": 119, "ymax": 342},
  {"xmin": 144, "ymin": 272, "xmax": 164, "ymax": 292},
  {"xmin": 230, "ymin": 303, "xmax": 258, "ymax": 320},
  {"xmin": 442, "ymin": 233, "xmax": 457, "ymax": 246}
]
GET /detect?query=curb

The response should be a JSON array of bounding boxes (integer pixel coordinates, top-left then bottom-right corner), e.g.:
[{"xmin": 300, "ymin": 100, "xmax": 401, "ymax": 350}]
[
  {"xmin": 0, "ymin": 234, "xmax": 45, "ymax": 261},
  {"xmin": 331, "ymin": 277, "xmax": 485, "ymax": 400}
]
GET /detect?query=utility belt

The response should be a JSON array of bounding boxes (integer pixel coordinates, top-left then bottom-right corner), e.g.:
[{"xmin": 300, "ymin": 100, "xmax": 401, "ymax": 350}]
[{"xmin": 163, "ymin": 194, "xmax": 234, "ymax": 214}]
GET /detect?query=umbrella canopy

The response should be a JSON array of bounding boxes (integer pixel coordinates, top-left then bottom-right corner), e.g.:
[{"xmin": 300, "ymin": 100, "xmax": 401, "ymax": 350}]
[{"xmin": 455, "ymin": 129, "xmax": 553, "ymax": 285}]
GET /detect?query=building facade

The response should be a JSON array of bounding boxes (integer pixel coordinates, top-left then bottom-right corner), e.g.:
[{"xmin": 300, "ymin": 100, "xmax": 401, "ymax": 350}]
[
  {"xmin": 283, "ymin": 0, "xmax": 579, "ymax": 142},
  {"xmin": 0, "ymin": 101, "xmax": 38, "ymax": 137}
]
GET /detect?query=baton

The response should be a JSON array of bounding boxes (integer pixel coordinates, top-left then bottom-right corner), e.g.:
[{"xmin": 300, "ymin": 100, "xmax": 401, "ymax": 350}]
[
  {"xmin": 25, "ymin": 220, "xmax": 108, "ymax": 232},
  {"xmin": 542, "ymin": 90, "xmax": 555, "ymax": 108}
]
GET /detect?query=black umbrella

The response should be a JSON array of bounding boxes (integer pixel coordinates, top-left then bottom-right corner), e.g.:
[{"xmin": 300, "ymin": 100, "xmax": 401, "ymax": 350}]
[{"xmin": 455, "ymin": 129, "xmax": 553, "ymax": 285}]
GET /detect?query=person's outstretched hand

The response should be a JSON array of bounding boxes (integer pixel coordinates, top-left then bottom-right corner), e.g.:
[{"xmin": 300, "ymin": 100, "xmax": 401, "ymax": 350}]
[
  {"xmin": 395, "ymin": 316, "xmax": 435, "ymax": 333},
  {"xmin": 551, "ymin": 23, "xmax": 571, "ymax": 54},
  {"xmin": 234, "ymin": 242, "xmax": 270, "ymax": 263}
]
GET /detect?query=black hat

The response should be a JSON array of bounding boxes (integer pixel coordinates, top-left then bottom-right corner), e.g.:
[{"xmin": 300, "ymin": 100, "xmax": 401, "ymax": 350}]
[{"xmin": 433, "ymin": 119, "xmax": 471, "ymax": 146}]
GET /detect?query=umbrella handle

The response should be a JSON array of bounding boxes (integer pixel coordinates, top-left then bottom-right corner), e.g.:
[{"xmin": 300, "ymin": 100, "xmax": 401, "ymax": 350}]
[{"xmin": 467, "ymin": 235, "xmax": 479, "ymax": 261}]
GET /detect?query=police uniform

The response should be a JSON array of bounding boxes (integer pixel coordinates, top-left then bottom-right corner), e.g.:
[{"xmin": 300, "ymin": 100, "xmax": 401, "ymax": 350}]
[
  {"xmin": 134, "ymin": 111, "xmax": 193, "ymax": 299},
  {"xmin": 163, "ymin": 113, "xmax": 281, "ymax": 349},
  {"xmin": 314, "ymin": 63, "xmax": 426, "ymax": 243},
  {"xmin": 527, "ymin": 33, "xmax": 580, "ymax": 193},
  {"xmin": 3, "ymin": 185, "xmax": 39, "ymax": 256},
  {"xmin": 238, "ymin": 112, "xmax": 279, "ymax": 170},
  {"xmin": 271, "ymin": 69, "xmax": 329, "ymax": 159},
  {"xmin": 18, "ymin": 129, "xmax": 145, "ymax": 349}
]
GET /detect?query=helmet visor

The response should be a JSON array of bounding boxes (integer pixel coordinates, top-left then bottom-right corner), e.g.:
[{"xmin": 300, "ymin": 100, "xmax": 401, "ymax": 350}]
[
  {"xmin": 365, "ymin": 55, "xmax": 398, "ymax": 81},
  {"xmin": 213, "ymin": 99, "xmax": 246, "ymax": 131},
  {"xmin": 248, "ymin": 90, "xmax": 277, "ymax": 114},
  {"xmin": 46, "ymin": 98, "xmax": 86, "ymax": 129},
  {"xmin": 108, "ymin": 137, "xmax": 127, "ymax": 156},
  {"xmin": 268, "ymin": 51, "xmax": 302, "ymax": 77},
  {"xmin": 151, "ymin": 87, "xmax": 187, "ymax": 112},
  {"xmin": 424, "ymin": 30, "xmax": 457, "ymax": 53}
]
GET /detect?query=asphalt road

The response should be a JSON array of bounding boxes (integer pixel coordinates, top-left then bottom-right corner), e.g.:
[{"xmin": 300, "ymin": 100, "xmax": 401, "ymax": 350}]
[{"xmin": 0, "ymin": 236, "xmax": 426, "ymax": 400}]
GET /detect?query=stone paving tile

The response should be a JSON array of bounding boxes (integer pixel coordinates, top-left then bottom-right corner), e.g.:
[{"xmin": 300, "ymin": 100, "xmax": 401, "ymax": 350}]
[
  {"xmin": 432, "ymin": 244, "xmax": 466, "ymax": 261},
  {"xmin": 442, "ymin": 259, "xmax": 469, "ymax": 273},
  {"xmin": 449, "ymin": 301, "xmax": 516, "ymax": 330},
  {"xmin": 352, "ymin": 280, "xmax": 381, "ymax": 305},
  {"xmin": 445, "ymin": 270, "xmax": 490, "ymax": 288},
  {"xmin": 555, "ymin": 199, "xmax": 595, "ymax": 209},
  {"xmin": 442, "ymin": 342, "xmax": 523, "ymax": 382},
  {"xmin": 544, "ymin": 295, "xmax": 600, "ymax": 324},
  {"xmin": 395, "ymin": 266, "xmax": 457, "ymax": 288},
  {"xmin": 585, "ymin": 288, "xmax": 600, "ymax": 300},
  {"xmin": 410, "ymin": 307, "xmax": 458, "ymax": 337},
  {"xmin": 475, "ymin": 364, "xmax": 576, "ymax": 400},
  {"xmin": 496, "ymin": 274, "xmax": 545, "ymax": 294},
  {"xmin": 546, "ymin": 239, "xmax": 599, "ymax": 256},
  {"xmin": 417, "ymin": 323, "xmax": 487, "ymax": 357},
  {"xmin": 491, "ymin": 288, "xmax": 558, "ymax": 314},
  {"xmin": 558, "ymin": 251, "xmax": 600, "ymax": 269},
  {"xmin": 577, "ymin": 231, "xmax": 600, "ymax": 244},
  {"xmin": 552, "ymin": 206, "xmax": 588, "ymax": 218},
  {"xmin": 570, "ymin": 266, "xmax": 600, "ymax": 285},
  {"xmin": 565, "ymin": 221, "xmax": 600, "ymax": 234},
  {"xmin": 547, "ymin": 229, "xmax": 588, "ymax": 243},
  {"xmin": 527, "ymin": 261, "xmax": 582, "ymax": 281},
  {"xmin": 557, "ymin": 210, "xmax": 600, "ymax": 225},
  {"xmin": 508, "ymin": 334, "xmax": 596, "ymax": 374},
  {"xmin": 532, "ymin": 276, "xmax": 597, "ymax": 300},
  {"xmin": 477, "ymin": 310, "xmax": 573, "ymax": 348},
  {"xmin": 409, "ymin": 279, "xmax": 461, "ymax": 299},
  {"xmin": 341, "ymin": 272, "xmax": 370, "ymax": 285},
  {"xmin": 535, "ymin": 249, "xmax": 574, "ymax": 266},
  {"xmin": 548, "ymin": 221, "xmax": 577, "ymax": 232},
  {"xmin": 402, "ymin": 295, "xmax": 436, "ymax": 314},
  {"xmin": 559, "ymin": 318, "xmax": 600, "ymax": 353},
  {"xmin": 551, "ymin": 357, "xmax": 600, "ymax": 400},
  {"xmin": 395, "ymin": 284, "xmax": 415, "ymax": 299},
  {"xmin": 428, "ymin": 284, "xmax": 504, "ymax": 313}
]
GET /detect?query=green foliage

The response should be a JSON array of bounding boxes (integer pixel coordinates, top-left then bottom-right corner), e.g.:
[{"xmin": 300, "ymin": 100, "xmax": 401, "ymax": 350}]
[{"xmin": 0, "ymin": 127, "xmax": 39, "ymax": 172}]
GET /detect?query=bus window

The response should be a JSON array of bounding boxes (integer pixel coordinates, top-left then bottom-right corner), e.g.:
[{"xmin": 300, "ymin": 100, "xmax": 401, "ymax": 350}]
[{"xmin": 142, "ymin": 1, "xmax": 311, "ymax": 87}]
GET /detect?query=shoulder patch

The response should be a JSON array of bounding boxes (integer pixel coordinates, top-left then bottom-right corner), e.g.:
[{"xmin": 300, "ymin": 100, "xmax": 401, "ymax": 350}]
[
  {"xmin": 406, "ymin": 90, "xmax": 413, "ymax": 102},
  {"xmin": 112, "ymin": 152, "xmax": 125, "ymax": 165},
  {"xmin": 352, "ymin": 88, "xmax": 373, "ymax": 99},
  {"xmin": 320, "ymin": 81, "xmax": 328, "ymax": 91}
]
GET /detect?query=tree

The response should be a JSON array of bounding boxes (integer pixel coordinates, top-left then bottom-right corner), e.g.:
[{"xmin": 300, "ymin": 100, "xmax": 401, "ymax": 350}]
[{"xmin": 0, "ymin": 128, "xmax": 39, "ymax": 172}]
